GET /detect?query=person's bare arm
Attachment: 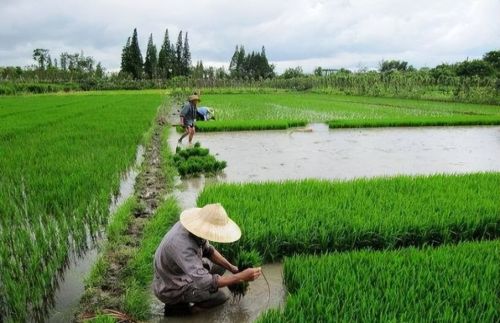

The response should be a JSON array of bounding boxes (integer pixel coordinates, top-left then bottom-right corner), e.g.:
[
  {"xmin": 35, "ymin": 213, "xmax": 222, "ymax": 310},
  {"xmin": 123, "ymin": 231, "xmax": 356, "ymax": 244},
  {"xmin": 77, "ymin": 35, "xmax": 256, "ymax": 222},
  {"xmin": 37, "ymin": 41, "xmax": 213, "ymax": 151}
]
[
  {"xmin": 217, "ymin": 268, "xmax": 262, "ymax": 288},
  {"xmin": 209, "ymin": 249, "xmax": 238, "ymax": 274}
]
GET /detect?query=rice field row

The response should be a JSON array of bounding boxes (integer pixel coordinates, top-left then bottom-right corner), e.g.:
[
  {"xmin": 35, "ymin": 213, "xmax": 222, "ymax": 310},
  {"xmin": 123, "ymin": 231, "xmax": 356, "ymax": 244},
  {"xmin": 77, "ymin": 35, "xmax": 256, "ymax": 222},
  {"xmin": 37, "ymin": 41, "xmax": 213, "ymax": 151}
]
[
  {"xmin": 197, "ymin": 173, "xmax": 500, "ymax": 261},
  {"xmin": 198, "ymin": 92, "xmax": 500, "ymax": 130},
  {"xmin": 258, "ymin": 240, "xmax": 499, "ymax": 323},
  {"xmin": 328, "ymin": 114, "xmax": 500, "ymax": 128},
  {"xmin": 0, "ymin": 91, "xmax": 162, "ymax": 321},
  {"xmin": 194, "ymin": 120, "xmax": 306, "ymax": 132}
]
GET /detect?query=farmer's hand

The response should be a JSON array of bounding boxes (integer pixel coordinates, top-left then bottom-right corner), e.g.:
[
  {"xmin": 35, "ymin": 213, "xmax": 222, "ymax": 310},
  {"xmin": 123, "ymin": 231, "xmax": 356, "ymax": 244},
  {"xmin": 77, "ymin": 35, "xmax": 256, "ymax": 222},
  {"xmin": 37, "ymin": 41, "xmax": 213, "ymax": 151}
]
[
  {"xmin": 238, "ymin": 267, "xmax": 262, "ymax": 282},
  {"xmin": 229, "ymin": 264, "xmax": 239, "ymax": 274}
]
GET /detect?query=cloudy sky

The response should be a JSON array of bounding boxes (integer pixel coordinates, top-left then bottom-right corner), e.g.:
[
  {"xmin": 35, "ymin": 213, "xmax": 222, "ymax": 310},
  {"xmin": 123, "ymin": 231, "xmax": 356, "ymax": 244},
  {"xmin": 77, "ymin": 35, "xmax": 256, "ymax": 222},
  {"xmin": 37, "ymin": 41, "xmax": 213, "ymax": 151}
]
[{"xmin": 1, "ymin": 0, "xmax": 499, "ymax": 73}]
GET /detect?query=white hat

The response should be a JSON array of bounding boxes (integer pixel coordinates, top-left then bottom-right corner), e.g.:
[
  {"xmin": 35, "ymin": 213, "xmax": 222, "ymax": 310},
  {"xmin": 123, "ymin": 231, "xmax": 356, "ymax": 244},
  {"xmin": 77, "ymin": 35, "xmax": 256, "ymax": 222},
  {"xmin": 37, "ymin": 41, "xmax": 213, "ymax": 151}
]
[{"xmin": 180, "ymin": 203, "xmax": 241, "ymax": 243}]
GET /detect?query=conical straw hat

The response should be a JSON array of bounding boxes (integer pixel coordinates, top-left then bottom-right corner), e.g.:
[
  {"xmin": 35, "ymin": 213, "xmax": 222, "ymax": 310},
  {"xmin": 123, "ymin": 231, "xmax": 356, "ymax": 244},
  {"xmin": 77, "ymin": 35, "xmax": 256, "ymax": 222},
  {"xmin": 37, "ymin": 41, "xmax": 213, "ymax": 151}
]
[{"xmin": 180, "ymin": 203, "xmax": 241, "ymax": 243}]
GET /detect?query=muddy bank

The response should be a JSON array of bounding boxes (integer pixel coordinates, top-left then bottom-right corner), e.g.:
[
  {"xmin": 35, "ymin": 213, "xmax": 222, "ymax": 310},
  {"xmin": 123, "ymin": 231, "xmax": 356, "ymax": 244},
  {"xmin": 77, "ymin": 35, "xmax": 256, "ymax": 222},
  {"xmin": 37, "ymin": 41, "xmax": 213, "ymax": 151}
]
[{"xmin": 150, "ymin": 263, "xmax": 284, "ymax": 323}]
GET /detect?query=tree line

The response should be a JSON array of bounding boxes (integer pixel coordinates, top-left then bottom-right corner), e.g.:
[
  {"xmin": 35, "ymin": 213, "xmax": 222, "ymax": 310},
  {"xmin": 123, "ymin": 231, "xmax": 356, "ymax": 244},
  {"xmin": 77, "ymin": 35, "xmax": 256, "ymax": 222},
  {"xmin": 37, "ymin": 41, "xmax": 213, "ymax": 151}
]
[
  {"xmin": 278, "ymin": 50, "xmax": 500, "ymax": 80},
  {"xmin": 120, "ymin": 28, "xmax": 191, "ymax": 79}
]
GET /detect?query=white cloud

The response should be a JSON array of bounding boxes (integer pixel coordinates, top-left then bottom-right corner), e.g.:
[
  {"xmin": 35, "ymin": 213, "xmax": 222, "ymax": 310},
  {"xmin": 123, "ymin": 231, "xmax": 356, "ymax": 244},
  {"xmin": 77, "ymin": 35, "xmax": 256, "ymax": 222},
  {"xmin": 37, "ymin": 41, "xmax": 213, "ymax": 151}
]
[{"xmin": 0, "ymin": 0, "xmax": 498, "ymax": 73}]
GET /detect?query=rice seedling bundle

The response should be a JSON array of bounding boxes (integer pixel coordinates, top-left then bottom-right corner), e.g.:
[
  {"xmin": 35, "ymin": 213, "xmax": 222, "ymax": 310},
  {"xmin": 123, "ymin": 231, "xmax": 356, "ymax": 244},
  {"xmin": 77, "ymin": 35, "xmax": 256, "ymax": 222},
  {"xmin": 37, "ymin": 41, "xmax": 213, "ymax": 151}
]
[
  {"xmin": 258, "ymin": 240, "xmax": 500, "ymax": 322},
  {"xmin": 227, "ymin": 249, "xmax": 263, "ymax": 301},
  {"xmin": 198, "ymin": 173, "xmax": 500, "ymax": 261},
  {"xmin": 173, "ymin": 142, "xmax": 226, "ymax": 177}
]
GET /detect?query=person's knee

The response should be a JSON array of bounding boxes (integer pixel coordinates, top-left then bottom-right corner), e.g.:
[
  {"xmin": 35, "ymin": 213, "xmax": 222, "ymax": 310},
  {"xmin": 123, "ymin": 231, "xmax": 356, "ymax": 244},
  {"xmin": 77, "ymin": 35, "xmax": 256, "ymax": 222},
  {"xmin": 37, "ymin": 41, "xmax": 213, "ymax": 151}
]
[{"xmin": 194, "ymin": 290, "xmax": 228, "ymax": 309}]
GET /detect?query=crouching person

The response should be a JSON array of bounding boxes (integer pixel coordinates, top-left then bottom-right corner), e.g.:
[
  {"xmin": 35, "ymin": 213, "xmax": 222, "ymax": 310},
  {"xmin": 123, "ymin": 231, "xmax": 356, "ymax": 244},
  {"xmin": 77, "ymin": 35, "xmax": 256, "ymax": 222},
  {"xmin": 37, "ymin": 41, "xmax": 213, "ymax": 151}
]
[{"xmin": 153, "ymin": 203, "xmax": 261, "ymax": 316}]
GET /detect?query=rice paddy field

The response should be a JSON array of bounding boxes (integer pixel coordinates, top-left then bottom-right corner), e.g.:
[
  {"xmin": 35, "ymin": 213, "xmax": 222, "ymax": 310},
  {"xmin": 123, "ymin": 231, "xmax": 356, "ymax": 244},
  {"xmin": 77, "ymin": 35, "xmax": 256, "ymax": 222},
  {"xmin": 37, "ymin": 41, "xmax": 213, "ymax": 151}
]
[
  {"xmin": 197, "ymin": 173, "xmax": 500, "ymax": 261},
  {"xmin": 258, "ymin": 240, "xmax": 499, "ymax": 322},
  {"xmin": 1, "ymin": 89, "xmax": 499, "ymax": 322},
  {"xmin": 0, "ymin": 91, "xmax": 163, "ymax": 321},
  {"xmin": 195, "ymin": 92, "xmax": 500, "ymax": 130}
]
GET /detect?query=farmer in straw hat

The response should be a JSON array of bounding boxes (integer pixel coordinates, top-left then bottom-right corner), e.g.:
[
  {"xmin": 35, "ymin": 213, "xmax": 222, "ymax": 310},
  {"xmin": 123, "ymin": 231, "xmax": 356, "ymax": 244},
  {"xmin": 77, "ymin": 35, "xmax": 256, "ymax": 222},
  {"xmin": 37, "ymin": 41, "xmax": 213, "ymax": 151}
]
[
  {"xmin": 153, "ymin": 203, "xmax": 262, "ymax": 316},
  {"xmin": 178, "ymin": 93, "xmax": 200, "ymax": 145}
]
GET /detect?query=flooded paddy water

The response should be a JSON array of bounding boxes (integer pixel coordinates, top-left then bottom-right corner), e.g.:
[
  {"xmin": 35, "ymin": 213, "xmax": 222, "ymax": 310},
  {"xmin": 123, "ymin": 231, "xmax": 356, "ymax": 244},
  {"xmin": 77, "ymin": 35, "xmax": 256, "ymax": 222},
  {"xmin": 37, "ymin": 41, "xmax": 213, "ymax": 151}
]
[{"xmin": 158, "ymin": 124, "xmax": 500, "ymax": 322}]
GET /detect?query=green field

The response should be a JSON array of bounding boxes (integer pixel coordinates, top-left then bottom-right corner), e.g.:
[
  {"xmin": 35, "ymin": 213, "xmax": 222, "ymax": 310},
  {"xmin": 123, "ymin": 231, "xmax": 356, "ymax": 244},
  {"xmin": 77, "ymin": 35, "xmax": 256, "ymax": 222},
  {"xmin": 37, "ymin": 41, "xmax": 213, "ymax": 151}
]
[
  {"xmin": 197, "ymin": 173, "xmax": 500, "ymax": 261},
  {"xmin": 2, "ymin": 90, "xmax": 499, "ymax": 321},
  {"xmin": 0, "ymin": 91, "xmax": 163, "ymax": 321},
  {"xmin": 195, "ymin": 92, "xmax": 500, "ymax": 130},
  {"xmin": 259, "ymin": 241, "xmax": 499, "ymax": 323}
]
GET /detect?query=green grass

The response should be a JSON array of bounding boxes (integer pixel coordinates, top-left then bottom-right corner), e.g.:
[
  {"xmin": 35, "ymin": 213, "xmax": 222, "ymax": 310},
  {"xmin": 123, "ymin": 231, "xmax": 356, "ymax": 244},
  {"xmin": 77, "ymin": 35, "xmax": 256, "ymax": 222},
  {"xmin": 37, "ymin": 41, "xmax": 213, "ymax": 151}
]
[
  {"xmin": 194, "ymin": 92, "xmax": 500, "ymax": 130},
  {"xmin": 197, "ymin": 173, "xmax": 500, "ymax": 261},
  {"xmin": 258, "ymin": 240, "xmax": 500, "ymax": 323},
  {"xmin": 0, "ymin": 91, "xmax": 163, "ymax": 321}
]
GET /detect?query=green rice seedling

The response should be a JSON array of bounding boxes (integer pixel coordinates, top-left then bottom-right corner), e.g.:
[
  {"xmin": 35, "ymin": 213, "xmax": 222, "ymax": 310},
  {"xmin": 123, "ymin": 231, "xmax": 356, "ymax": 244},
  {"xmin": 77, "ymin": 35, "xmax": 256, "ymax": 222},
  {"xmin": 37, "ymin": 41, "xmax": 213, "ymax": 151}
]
[
  {"xmin": 257, "ymin": 240, "xmax": 500, "ymax": 322},
  {"xmin": 173, "ymin": 142, "xmax": 226, "ymax": 177},
  {"xmin": 228, "ymin": 250, "xmax": 263, "ymax": 301},
  {"xmin": 198, "ymin": 173, "xmax": 500, "ymax": 261},
  {"xmin": 329, "ymin": 115, "xmax": 500, "ymax": 128},
  {"xmin": 0, "ymin": 91, "xmax": 162, "ymax": 321},
  {"xmin": 195, "ymin": 120, "xmax": 307, "ymax": 132},
  {"xmin": 200, "ymin": 92, "xmax": 500, "ymax": 126}
]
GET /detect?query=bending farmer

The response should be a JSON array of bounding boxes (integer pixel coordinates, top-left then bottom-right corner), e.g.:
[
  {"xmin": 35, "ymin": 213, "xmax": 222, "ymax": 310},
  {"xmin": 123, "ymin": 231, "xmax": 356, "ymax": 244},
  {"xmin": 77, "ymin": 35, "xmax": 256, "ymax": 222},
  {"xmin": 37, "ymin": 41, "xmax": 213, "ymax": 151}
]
[
  {"xmin": 153, "ymin": 203, "xmax": 262, "ymax": 316},
  {"xmin": 178, "ymin": 93, "xmax": 200, "ymax": 145},
  {"xmin": 196, "ymin": 106, "xmax": 215, "ymax": 121}
]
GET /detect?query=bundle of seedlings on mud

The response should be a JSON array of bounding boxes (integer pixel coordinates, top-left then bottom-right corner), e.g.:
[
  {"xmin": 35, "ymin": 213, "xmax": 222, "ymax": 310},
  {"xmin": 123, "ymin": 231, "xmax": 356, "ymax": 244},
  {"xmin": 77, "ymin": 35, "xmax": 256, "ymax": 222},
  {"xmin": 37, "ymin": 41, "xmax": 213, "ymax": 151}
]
[
  {"xmin": 228, "ymin": 250, "xmax": 263, "ymax": 301},
  {"xmin": 173, "ymin": 142, "xmax": 227, "ymax": 177}
]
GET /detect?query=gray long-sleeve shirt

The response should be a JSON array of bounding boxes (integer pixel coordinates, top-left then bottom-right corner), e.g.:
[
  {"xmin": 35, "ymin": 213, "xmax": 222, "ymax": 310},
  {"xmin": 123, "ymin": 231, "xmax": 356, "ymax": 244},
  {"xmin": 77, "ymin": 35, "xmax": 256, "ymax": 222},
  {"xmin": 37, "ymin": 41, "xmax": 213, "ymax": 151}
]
[
  {"xmin": 153, "ymin": 221, "xmax": 219, "ymax": 303},
  {"xmin": 180, "ymin": 102, "xmax": 197, "ymax": 126}
]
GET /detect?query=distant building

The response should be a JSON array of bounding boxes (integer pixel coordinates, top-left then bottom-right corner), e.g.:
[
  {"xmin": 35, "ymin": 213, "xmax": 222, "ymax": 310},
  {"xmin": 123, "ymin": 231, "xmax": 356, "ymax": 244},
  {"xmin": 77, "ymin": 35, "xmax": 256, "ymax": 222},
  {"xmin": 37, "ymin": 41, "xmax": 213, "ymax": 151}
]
[{"xmin": 320, "ymin": 68, "xmax": 339, "ymax": 76}]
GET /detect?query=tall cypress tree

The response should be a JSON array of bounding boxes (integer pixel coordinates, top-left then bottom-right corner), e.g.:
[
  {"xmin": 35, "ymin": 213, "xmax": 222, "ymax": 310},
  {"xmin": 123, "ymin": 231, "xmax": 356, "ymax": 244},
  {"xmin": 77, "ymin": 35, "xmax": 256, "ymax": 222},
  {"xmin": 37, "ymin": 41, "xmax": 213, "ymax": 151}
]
[
  {"xmin": 158, "ymin": 29, "xmax": 173, "ymax": 79},
  {"xmin": 144, "ymin": 33, "xmax": 158, "ymax": 79},
  {"xmin": 237, "ymin": 46, "xmax": 246, "ymax": 78},
  {"xmin": 120, "ymin": 37, "xmax": 131, "ymax": 75},
  {"xmin": 182, "ymin": 32, "xmax": 191, "ymax": 76},
  {"xmin": 175, "ymin": 31, "xmax": 183, "ymax": 77},
  {"xmin": 129, "ymin": 28, "xmax": 143, "ymax": 79},
  {"xmin": 229, "ymin": 45, "xmax": 239, "ymax": 75}
]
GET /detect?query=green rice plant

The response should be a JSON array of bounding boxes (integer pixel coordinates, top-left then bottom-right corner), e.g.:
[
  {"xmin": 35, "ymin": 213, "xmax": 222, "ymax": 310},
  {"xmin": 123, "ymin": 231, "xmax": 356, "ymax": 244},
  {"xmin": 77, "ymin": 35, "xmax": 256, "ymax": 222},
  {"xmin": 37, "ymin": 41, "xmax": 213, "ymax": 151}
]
[
  {"xmin": 122, "ymin": 280, "xmax": 150, "ymax": 321},
  {"xmin": 195, "ymin": 120, "xmax": 307, "ymax": 132},
  {"xmin": 228, "ymin": 250, "xmax": 263, "ymax": 300},
  {"xmin": 84, "ymin": 257, "xmax": 109, "ymax": 289},
  {"xmin": 198, "ymin": 173, "xmax": 500, "ymax": 261},
  {"xmin": 106, "ymin": 198, "xmax": 137, "ymax": 244},
  {"xmin": 257, "ymin": 240, "xmax": 500, "ymax": 322},
  {"xmin": 0, "ymin": 91, "xmax": 163, "ymax": 321},
  {"xmin": 83, "ymin": 313, "xmax": 118, "ymax": 323},
  {"xmin": 200, "ymin": 92, "xmax": 500, "ymax": 126},
  {"xmin": 173, "ymin": 142, "xmax": 226, "ymax": 177},
  {"xmin": 329, "ymin": 115, "xmax": 500, "ymax": 128}
]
